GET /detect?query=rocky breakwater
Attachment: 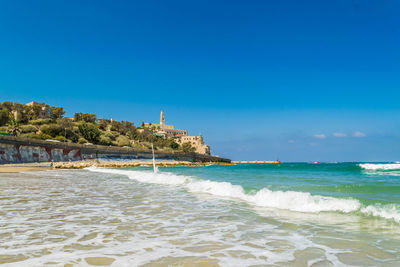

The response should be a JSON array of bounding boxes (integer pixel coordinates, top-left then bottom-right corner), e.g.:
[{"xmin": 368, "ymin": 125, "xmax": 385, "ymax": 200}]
[{"xmin": 53, "ymin": 160, "xmax": 232, "ymax": 169}]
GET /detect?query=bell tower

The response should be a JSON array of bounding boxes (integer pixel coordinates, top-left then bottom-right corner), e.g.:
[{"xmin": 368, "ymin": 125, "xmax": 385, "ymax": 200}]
[{"xmin": 160, "ymin": 110, "xmax": 165, "ymax": 127}]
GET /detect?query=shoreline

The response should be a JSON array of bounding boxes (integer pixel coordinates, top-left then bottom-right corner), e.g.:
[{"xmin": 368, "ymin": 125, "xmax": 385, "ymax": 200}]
[
  {"xmin": 53, "ymin": 160, "xmax": 233, "ymax": 169},
  {"xmin": 0, "ymin": 160, "xmax": 233, "ymax": 173},
  {"xmin": 232, "ymin": 160, "xmax": 281, "ymax": 164}
]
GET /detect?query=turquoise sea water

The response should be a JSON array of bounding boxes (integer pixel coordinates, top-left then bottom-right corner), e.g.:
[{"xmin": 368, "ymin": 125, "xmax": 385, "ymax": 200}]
[
  {"xmin": 1, "ymin": 162, "xmax": 400, "ymax": 266},
  {"xmin": 162, "ymin": 162, "xmax": 400, "ymax": 213}
]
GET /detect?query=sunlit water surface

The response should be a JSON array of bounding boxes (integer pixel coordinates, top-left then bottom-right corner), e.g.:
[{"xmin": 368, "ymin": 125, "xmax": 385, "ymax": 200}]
[{"xmin": 1, "ymin": 163, "xmax": 400, "ymax": 266}]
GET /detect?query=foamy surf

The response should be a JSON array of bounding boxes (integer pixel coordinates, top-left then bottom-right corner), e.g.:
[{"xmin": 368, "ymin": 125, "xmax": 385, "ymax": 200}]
[
  {"xmin": 86, "ymin": 166, "xmax": 189, "ymax": 185},
  {"xmin": 361, "ymin": 204, "xmax": 400, "ymax": 223},
  {"xmin": 359, "ymin": 163, "xmax": 400, "ymax": 170},
  {"xmin": 87, "ymin": 167, "xmax": 363, "ymax": 214}
]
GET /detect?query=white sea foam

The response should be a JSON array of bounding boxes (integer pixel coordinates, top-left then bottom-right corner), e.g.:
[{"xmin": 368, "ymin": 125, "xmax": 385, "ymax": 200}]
[
  {"xmin": 359, "ymin": 163, "xmax": 400, "ymax": 171},
  {"xmin": 361, "ymin": 204, "xmax": 400, "ymax": 223},
  {"xmin": 86, "ymin": 166, "xmax": 189, "ymax": 185},
  {"xmin": 87, "ymin": 167, "xmax": 361, "ymax": 214},
  {"xmin": 250, "ymin": 188, "xmax": 360, "ymax": 213}
]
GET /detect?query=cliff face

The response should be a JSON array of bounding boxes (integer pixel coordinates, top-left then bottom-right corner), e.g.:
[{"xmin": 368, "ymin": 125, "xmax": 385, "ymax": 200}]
[{"xmin": 0, "ymin": 136, "xmax": 230, "ymax": 164}]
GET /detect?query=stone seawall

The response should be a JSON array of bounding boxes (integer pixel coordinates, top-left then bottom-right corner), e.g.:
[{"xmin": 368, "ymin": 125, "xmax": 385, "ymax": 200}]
[{"xmin": 0, "ymin": 136, "xmax": 230, "ymax": 164}]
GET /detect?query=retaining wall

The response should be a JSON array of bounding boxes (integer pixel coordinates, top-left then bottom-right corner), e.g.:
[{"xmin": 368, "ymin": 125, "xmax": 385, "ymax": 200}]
[{"xmin": 0, "ymin": 136, "xmax": 230, "ymax": 164}]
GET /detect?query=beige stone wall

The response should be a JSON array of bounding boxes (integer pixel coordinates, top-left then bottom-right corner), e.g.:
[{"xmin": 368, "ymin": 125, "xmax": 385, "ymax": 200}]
[
  {"xmin": 143, "ymin": 123, "xmax": 175, "ymax": 130},
  {"xmin": 176, "ymin": 136, "xmax": 210, "ymax": 155}
]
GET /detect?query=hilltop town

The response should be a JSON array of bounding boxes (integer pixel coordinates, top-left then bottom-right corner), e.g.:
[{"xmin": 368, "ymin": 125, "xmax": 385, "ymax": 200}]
[{"xmin": 0, "ymin": 101, "xmax": 211, "ymax": 155}]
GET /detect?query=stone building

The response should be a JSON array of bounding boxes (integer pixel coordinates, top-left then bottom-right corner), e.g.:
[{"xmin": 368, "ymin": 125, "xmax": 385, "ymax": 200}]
[
  {"xmin": 176, "ymin": 135, "xmax": 210, "ymax": 155},
  {"xmin": 143, "ymin": 110, "xmax": 187, "ymax": 138},
  {"xmin": 143, "ymin": 110, "xmax": 211, "ymax": 155}
]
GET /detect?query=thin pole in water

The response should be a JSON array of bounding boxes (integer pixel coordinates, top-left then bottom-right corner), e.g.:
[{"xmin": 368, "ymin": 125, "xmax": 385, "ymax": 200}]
[{"xmin": 151, "ymin": 143, "xmax": 157, "ymax": 173}]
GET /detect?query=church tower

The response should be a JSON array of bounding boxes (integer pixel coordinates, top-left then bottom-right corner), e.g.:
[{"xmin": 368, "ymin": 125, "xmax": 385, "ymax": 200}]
[{"xmin": 160, "ymin": 110, "xmax": 165, "ymax": 127}]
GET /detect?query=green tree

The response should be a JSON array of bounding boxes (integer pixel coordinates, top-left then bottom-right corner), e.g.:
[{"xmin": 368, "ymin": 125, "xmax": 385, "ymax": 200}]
[
  {"xmin": 82, "ymin": 113, "xmax": 96, "ymax": 123},
  {"xmin": 78, "ymin": 122, "xmax": 100, "ymax": 143},
  {"xmin": 110, "ymin": 120, "xmax": 124, "ymax": 133},
  {"xmin": 56, "ymin": 118, "xmax": 75, "ymax": 142},
  {"xmin": 7, "ymin": 119, "xmax": 21, "ymax": 136},
  {"xmin": 50, "ymin": 106, "xmax": 65, "ymax": 120},
  {"xmin": 74, "ymin": 112, "xmax": 96, "ymax": 123},
  {"xmin": 74, "ymin": 112, "xmax": 83, "ymax": 122},
  {"xmin": 122, "ymin": 120, "xmax": 135, "ymax": 135},
  {"xmin": 1, "ymin": 101, "xmax": 14, "ymax": 111},
  {"xmin": 0, "ymin": 109, "xmax": 10, "ymax": 126}
]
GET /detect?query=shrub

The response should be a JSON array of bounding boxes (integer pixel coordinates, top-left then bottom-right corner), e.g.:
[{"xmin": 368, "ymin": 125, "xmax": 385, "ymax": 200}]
[
  {"xmin": 40, "ymin": 124, "xmax": 64, "ymax": 137},
  {"xmin": 65, "ymin": 129, "xmax": 79, "ymax": 143},
  {"xmin": 53, "ymin": 135, "xmax": 67, "ymax": 142},
  {"xmin": 116, "ymin": 135, "xmax": 131, "ymax": 147},
  {"xmin": 0, "ymin": 126, "xmax": 8, "ymax": 132},
  {"xmin": 19, "ymin": 133, "xmax": 33, "ymax": 138},
  {"xmin": 170, "ymin": 141, "xmax": 180, "ymax": 150},
  {"xmin": 99, "ymin": 135, "xmax": 112, "ymax": 146},
  {"xmin": 78, "ymin": 122, "xmax": 100, "ymax": 143},
  {"xmin": 78, "ymin": 137, "xmax": 88, "ymax": 144},
  {"xmin": 30, "ymin": 133, "xmax": 52, "ymax": 140},
  {"xmin": 20, "ymin": 124, "xmax": 38, "ymax": 133},
  {"xmin": 107, "ymin": 131, "xmax": 119, "ymax": 140},
  {"xmin": 181, "ymin": 142, "xmax": 195, "ymax": 152},
  {"xmin": 30, "ymin": 118, "xmax": 52, "ymax": 125}
]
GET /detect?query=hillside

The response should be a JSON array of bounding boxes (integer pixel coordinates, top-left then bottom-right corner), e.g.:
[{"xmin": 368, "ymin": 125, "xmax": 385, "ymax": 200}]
[{"xmin": 0, "ymin": 101, "xmax": 194, "ymax": 152}]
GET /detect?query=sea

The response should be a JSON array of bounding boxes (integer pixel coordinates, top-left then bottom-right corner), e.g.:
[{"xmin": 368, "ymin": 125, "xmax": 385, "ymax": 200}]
[{"xmin": 1, "ymin": 162, "xmax": 400, "ymax": 266}]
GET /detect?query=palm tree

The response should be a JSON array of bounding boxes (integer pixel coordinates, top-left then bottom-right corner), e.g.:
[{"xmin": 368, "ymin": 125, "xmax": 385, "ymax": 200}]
[{"xmin": 7, "ymin": 119, "xmax": 21, "ymax": 136}]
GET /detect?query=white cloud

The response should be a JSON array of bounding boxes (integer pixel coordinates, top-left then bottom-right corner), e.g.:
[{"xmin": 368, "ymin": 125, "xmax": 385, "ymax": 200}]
[
  {"xmin": 313, "ymin": 134, "xmax": 326, "ymax": 139},
  {"xmin": 333, "ymin": 132, "xmax": 347, "ymax": 137},
  {"xmin": 353, "ymin": 131, "xmax": 366, "ymax": 137}
]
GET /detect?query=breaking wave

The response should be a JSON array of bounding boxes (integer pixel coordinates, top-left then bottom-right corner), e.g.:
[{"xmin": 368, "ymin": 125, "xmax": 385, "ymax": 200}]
[
  {"xmin": 361, "ymin": 204, "xmax": 400, "ymax": 223},
  {"xmin": 359, "ymin": 163, "xmax": 400, "ymax": 171},
  {"xmin": 87, "ymin": 167, "xmax": 400, "ymax": 223}
]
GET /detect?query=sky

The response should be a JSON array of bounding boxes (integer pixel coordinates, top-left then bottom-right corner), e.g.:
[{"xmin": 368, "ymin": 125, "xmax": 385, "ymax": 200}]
[{"xmin": 0, "ymin": 0, "xmax": 399, "ymax": 161}]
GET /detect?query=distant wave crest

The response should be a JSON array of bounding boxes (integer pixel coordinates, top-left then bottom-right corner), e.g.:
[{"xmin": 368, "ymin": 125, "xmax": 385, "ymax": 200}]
[{"xmin": 359, "ymin": 163, "xmax": 400, "ymax": 171}]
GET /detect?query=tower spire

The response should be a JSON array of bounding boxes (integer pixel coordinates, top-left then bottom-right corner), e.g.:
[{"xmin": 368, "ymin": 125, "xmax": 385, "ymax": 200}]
[{"xmin": 160, "ymin": 110, "xmax": 165, "ymax": 126}]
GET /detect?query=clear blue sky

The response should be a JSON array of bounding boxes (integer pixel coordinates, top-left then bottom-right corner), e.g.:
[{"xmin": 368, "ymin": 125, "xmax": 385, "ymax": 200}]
[{"xmin": 1, "ymin": 0, "xmax": 399, "ymax": 161}]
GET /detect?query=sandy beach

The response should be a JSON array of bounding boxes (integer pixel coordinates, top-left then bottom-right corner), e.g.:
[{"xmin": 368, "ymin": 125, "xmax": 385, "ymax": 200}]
[
  {"xmin": 0, "ymin": 160, "xmax": 232, "ymax": 173},
  {"xmin": 0, "ymin": 162, "xmax": 52, "ymax": 173}
]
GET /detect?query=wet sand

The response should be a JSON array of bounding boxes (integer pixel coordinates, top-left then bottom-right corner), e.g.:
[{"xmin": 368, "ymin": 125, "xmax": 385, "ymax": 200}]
[{"xmin": 0, "ymin": 163, "xmax": 52, "ymax": 173}]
